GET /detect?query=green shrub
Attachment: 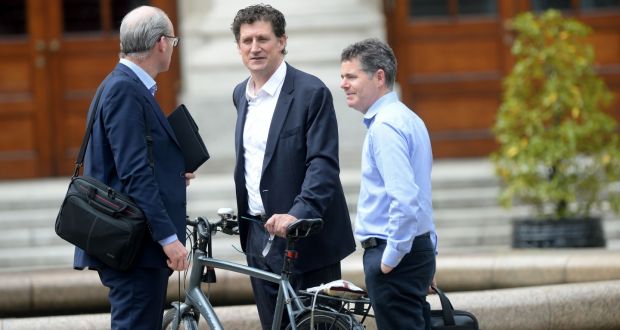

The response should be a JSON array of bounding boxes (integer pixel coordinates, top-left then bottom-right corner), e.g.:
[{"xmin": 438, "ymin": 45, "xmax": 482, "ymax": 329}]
[{"xmin": 491, "ymin": 9, "xmax": 620, "ymax": 219}]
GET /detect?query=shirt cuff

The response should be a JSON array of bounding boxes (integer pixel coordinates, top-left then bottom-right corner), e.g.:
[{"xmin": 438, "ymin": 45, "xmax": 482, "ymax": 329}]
[
  {"xmin": 158, "ymin": 234, "xmax": 178, "ymax": 246},
  {"xmin": 382, "ymin": 244, "xmax": 405, "ymax": 268}
]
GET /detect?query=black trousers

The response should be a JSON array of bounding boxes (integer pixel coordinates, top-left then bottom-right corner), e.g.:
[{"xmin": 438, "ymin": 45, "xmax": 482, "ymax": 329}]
[
  {"xmin": 363, "ymin": 234, "xmax": 436, "ymax": 330},
  {"xmin": 246, "ymin": 222, "xmax": 342, "ymax": 329}
]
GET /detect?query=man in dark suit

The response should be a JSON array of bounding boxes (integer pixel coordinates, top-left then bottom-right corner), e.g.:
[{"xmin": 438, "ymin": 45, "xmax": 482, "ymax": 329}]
[
  {"xmin": 72, "ymin": 6, "xmax": 192, "ymax": 329},
  {"xmin": 230, "ymin": 4, "xmax": 356, "ymax": 329}
]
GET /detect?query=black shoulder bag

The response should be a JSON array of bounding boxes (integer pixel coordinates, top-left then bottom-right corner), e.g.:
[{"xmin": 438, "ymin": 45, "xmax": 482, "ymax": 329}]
[
  {"xmin": 55, "ymin": 80, "xmax": 151, "ymax": 271},
  {"xmin": 431, "ymin": 286, "xmax": 480, "ymax": 330}
]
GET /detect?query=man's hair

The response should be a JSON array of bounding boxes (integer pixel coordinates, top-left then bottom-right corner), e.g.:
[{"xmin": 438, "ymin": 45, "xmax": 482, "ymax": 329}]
[
  {"xmin": 340, "ymin": 38, "xmax": 397, "ymax": 90},
  {"xmin": 120, "ymin": 6, "xmax": 171, "ymax": 59},
  {"xmin": 231, "ymin": 4, "xmax": 287, "ymax": 55}
]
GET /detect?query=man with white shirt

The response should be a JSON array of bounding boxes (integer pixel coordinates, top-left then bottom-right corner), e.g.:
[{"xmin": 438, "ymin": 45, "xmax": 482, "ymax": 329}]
[
  {"xmin": 230, "ymin": 4, "xmax": 355, "ymax": 329},
  {"xmin": 340, "ymin": 38, "xmax": 437, "ymax": 330},
  {"xmin": 72, "ymin": 6, "xmax": 194, "ymax": 329}
]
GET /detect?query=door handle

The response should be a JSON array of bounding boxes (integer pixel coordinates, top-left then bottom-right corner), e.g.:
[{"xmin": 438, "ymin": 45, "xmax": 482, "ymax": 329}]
[
  {"xmin": 35, "ymin": 40, "xmax": 46, "ymax": 52},
  {"xmin": 49, "ymin": 39, "xmax": 60, "ymax": 52}
]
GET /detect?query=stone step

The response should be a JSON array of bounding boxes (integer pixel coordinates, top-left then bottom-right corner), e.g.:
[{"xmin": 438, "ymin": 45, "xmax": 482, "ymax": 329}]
[
  {"xmin": 0, "ymin": 188, "xmax": 503, "ymax": 234},
  {"xmin": 433, "ymin": 205, "xmax": 527, "ymax": 225},
  {"xmin": 0, "ymin": 232, "xmax": 246, "ymax": 270},
  {"xmin": 11, "ymin": 158, "xmax": 617, "ymax": 272},
  {"xmin": 0, "ymin": 161, "xmax": 500, "ymax": 212},
  {"xmin": 3, "ymin": 213, "xmax": 619, "ymax": 269},
  {"xmin": 1, "ymin": 202, "xmax": 619, "ymax": 250}
]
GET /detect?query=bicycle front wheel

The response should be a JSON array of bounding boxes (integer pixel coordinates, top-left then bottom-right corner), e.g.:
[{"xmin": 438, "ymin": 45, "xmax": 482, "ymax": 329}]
[
  {"xmin": 162, "ymin": 308, "xmax": 199, "ymax": 330},
  {"xmin": 287, "ymin": 311, "xmax": 359, "ymax": 330}
]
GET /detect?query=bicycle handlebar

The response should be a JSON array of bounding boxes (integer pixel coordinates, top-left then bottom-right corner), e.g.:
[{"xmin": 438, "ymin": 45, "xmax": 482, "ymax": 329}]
[{"xmin": 186, "ymin": 210, "xmax": 324, "ymax": 241}]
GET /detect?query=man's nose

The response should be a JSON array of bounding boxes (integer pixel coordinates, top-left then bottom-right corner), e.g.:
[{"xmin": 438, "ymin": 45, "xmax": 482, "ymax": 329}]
[{"xmin": 250, "ymin": 40, "xmax": 260, "ymax": 52}]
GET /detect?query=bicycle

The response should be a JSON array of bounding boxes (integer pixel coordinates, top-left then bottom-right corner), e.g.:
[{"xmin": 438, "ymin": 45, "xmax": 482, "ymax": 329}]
[{"xmin": 162, "ymin": 208, "xmax": 371, "ymax": 330}]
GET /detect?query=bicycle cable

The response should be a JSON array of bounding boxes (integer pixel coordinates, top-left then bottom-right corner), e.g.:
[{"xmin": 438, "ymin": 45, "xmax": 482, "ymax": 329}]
[
  {"xmin": 177, "ymin": 271, "xmax": 181, "ymax": 324},
  {"xmin": 176, "ymin": 227, "xmax": 193, "ymax": 324},
  {"xmin": 309, "ymin": 282, "xmax": 330, "ymax": 329}
]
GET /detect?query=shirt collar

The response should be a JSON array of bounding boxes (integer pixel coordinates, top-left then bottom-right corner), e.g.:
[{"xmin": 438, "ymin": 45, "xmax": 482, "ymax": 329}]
[
  {"xmin": 119, "ymin": 58, "xmax": 157, "ymax": 93},
  {"xmin": 363, "ymin": 91, "xmax": 398, "ymax": 128},
  {"xmin": 245, "ymin": 61, "xmax": 287, "ymax": 101}
]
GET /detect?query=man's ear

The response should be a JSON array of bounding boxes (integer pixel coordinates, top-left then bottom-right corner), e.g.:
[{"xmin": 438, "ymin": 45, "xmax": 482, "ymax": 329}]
[
  {"xmin": 375, "ymin": 69, "xmax": 386, "ymax": 87},
  {"xmin": 155, "ymin": 35, "xmax": 166, "ymax": 52},
  {"xmin": 279, "ymin": 34, "xmax": 288, "ymax": 52}
]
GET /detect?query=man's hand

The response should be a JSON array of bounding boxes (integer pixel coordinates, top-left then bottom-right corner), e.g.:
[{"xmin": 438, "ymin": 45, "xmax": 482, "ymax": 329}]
[
  {"xmin": 163, "ymin": 239, "xmax": 189, "ymax": 271},
  {"xmin": 428, "ymin": 277, "xmax": 437, "ymax": 294},
  {"xmin": 380, "ymin": 262, "xmax": 394, "ymax": 274},
  {"xmin": 265, "ymin": 214, "xmax": 297, "ymax": 238},
  {"xmin": 184, "ymin": 172, "xmax": 196, "ymax": 187}
]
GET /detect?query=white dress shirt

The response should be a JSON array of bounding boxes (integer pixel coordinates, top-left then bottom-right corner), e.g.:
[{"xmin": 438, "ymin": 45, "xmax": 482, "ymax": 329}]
[{"xmin": 243, "ymin": 61, "xmax": 287, "ymax": 215}]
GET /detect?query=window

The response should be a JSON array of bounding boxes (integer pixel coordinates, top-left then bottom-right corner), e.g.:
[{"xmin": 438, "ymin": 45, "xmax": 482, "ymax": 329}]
[
  {"xmin": 112, "ymin": 0, "xmax": 150, "ymax": 30},
  {"xmin": 63, "ymin": 0, "xmax": 102, "ymax": 32},
  {"xmin": 410, "ymin": 0, "xmax": 497, "ymax": 19},
  {"xmin": 581, "ymin": 0, "xmax": 620, "ymax": 10},
  {"xmin": 0, "ymin": 0, "xmax": 26, "ymax": 36},
  {"xmin": 63, "ymin": 0, "xmax": 150, "ymax": 34},
  {"xmin": 532, "ymin": 0, "xmax": 620, "ymax": 11}
]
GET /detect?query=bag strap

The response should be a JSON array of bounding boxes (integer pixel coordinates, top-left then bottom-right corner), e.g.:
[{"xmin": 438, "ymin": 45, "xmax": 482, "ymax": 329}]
[
  {"xmin": 73, "ymin": 74, "xmax": 154, "ymax": 177},
  {"xmin": 431, "ymin": 286, "xmax": 456, "ymax": 326}
]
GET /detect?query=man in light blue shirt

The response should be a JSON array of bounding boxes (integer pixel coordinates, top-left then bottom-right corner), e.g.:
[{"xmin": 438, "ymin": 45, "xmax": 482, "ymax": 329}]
[{"xmin": 340, "ymin": 38, "xmax": 437, "ymax": 330}]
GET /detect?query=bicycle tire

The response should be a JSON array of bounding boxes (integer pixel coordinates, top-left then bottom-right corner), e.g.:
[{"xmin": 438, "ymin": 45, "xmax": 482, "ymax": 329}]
[
  {"xmin": 162, "ymin": 308, "xmax": 199, "ymax": 330},
  {"xmin": 287, "ymin": 310, "xmax": 360, "ymax": 330}
]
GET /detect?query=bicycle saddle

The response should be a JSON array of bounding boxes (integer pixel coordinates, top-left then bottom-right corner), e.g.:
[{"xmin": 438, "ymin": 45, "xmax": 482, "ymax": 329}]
[{"xmin": 286, "ymin": 218, "xmax": 323, "ymax": 239}]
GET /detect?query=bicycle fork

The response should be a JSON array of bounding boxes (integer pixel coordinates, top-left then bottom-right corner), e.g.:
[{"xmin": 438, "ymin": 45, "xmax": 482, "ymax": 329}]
[{"xmin": 173, "ymin": 250, "xmax": 225, "ymax": 330}]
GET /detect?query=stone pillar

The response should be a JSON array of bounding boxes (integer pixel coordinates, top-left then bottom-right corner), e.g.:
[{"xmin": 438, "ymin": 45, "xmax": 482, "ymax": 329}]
[{"xmin": 178, "ymin": 0, "xmax": 385, "ymax": 172}]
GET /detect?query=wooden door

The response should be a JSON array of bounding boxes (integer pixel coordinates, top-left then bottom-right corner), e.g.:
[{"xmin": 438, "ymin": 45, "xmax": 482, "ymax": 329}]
[
  {"xmin": 0, "ymin": 0, "xmax": 179, "ymax": 179},
  {"xmin": 384, "ymin": 0, "xmax": 516, "ymax": 158},
  {"xmin": 384, "ymin": 0, "xmax": 620, "ymax": 158},
  {"xmin": 0, "ymin": 1, "xmax": 51, "ymax": 178}
]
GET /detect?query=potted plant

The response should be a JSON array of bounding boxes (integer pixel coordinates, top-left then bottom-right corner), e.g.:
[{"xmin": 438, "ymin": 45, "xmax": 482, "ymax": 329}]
[{"xmin": 491, "ymin": 9, "xmax": 620, "ymax": 248}]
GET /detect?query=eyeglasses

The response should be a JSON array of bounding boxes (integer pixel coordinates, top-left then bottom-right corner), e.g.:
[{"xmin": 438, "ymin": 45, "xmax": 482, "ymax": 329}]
[{"xmin": 162, "ymin": 35, "xmax": 179, "ymax": 47}]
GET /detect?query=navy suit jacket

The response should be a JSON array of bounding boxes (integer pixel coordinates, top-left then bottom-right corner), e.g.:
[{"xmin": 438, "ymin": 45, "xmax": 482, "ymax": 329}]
[
  {"xmin": 73, "ymin": 63, "xmax": 186, "ymax": 270},
  {"xmin": 232, "ymin": 63, "xmax": 355, "ymax": 273}
]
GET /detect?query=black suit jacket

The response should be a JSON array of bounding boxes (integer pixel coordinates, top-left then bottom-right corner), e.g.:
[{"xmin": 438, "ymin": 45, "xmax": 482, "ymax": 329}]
[{"xmin": 232, "ymin": 63, "xmax": 355, "ymax": 273}]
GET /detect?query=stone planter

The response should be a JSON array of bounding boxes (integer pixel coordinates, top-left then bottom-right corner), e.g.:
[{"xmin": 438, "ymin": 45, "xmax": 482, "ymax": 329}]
[{"xmin": 512, "ymin": 217, "xmax": 606, "ymax": 248}]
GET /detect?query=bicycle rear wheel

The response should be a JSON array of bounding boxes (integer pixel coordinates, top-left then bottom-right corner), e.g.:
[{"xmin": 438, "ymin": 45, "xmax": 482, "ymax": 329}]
[
  {"xmin": 162, "ymin": 308, "xmax": 199, "ymax": 330},
  {"xmin": 287, "ymin": 310, "xmax": 360, "ymax": 330}
]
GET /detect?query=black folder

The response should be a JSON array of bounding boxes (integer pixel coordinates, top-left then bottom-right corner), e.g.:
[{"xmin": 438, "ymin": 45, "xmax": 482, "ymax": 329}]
[{"xmin": 167, "ymin": 104, "xmax": 209, "ymax": 172}]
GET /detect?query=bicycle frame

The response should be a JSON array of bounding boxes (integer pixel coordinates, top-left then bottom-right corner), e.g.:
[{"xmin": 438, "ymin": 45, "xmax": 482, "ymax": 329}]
[
  {"xmin": 172, "ymin": 246, "xmax": 307, "ymax": 330},
  {"xmin": 167, "ymin": 215, "xmax": 362, "ymax": 330}
]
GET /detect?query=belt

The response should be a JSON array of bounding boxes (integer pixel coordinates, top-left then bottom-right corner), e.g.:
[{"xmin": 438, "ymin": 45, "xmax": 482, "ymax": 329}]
[
  {"xmin": 361, "ymin": 232, "xmax": 431, "ymax": 250},
  {"xmin": 242, "ymin": 213, "xmax": 268, "ymax": 224},
  {"xmin": 361, "ymin": 237, "xmax": 385, "ymax": 249}
]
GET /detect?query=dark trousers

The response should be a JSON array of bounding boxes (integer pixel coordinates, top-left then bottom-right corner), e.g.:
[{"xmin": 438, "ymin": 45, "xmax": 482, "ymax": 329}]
[
  {"xmin": 246, "ymin": 223, "xmax": 342, "ymax": 329},
  {"xmin": 363, "ymin": 234, "xmax": 436, "ymax": 330},
  {"xmin": 98, "ymin": 266, "xmax": 170, "ymax": 330}
]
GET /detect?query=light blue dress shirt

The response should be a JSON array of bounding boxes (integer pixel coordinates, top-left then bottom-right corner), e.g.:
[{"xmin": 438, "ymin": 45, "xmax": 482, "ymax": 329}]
[
  {"xmin": 119, "ymin": 58, "xmax": 157, "ymax": 95},
  {"xmin": 118, "ymin": 59, "xmax": 177, "ymax": 247},
  {"xmin": 355, "ymin": 91, "xmax": 437, "ymax": 268}
]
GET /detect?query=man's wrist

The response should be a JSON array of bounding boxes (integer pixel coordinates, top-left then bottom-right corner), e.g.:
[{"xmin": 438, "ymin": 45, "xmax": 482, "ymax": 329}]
[{"xmin": 159, "ymin": 234, "xmax": 178, "ymax": 246}]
